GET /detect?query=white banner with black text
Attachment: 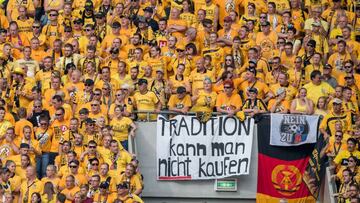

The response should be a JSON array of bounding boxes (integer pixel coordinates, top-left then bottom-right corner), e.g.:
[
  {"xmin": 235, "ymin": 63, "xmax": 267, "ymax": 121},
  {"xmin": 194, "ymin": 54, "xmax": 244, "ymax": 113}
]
[
  {"xmin": 270, "ymin": 114, "xmax": 320, "ymax": 146},
  {"xmin": 157, "ymin": 115, "xmax": 254, "ymax": 180}
]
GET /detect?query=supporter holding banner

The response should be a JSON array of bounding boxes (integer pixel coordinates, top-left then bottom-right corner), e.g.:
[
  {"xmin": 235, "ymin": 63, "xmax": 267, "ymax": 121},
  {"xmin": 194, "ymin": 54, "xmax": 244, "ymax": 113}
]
[
  {"xmin": 270, "ymin": 114, "xmax": 320, "ymax": 146},
  {"xmin": 157, "ymin": 115, "xmax": 254, "ymax": 180},
  {"xmin": 257, "ymin": 114, "xmax": 316, "ymax": 203}
]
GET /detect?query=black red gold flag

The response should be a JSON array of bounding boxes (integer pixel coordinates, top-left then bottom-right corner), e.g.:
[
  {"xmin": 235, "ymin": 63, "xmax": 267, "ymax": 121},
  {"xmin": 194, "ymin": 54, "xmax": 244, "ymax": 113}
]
[{"xmin": 256, "ymin": 115, "xmax": 316, "ymax": 203}]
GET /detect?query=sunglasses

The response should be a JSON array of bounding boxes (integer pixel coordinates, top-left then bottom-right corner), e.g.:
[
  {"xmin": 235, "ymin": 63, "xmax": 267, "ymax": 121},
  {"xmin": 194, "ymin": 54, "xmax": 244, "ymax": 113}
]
[
  {"xmin": 32, "ymin": 26, "xmax": 40, "ymax": 29},
  {"xmin": 295, "ymin": 61, "xmax": 302, "ymax": 63},
  {"xmin": 92, "ymin": 163, "xmax": 99, "ymax": 166},
  {"xmin": 49, "ymin": 13, "xmax": 58, "ymax": 17},
  {"xmin": 102, "ymin": 88, "xmax": 109, "ymax": 90},
  {"xmin": 65, "ymin": 30, "xmax": 72, "ymax": 32},
  {"xmin": 116, "ymin": 94, "xmax": 122, "ymax": 96},
  {"xmin": 40, "ymin": 122, "xmax": 47, "ymax": 126},
  {"xmin": 345, "ymin": 66, "xmax": 352, "ymax": 69},
  {"xmin": 88, "ymin": 145, "xmax": 96, "ymax": 148},
  {"xmin": 84, "ymin": 29, "xmax": 92, "ymax": 32},
  {"xmin": 224, "ymin": 86, "xmax": 232, "ymax": 89},
  {"xmin": 176, "ymin": 49, "xmax": 185, "ymax": 52},
  {"xmin": 91, "ymin": 104, "xmax": 99, "ymax": 106},
  {"xmin": 69, "ymin": 165, "xmax": 78, "ymax": 168},
  {"xmin": 55, "ymin": 113, "xmax": 63, "ymax": 116},
  {"xmin": 34, "ymin": 105, "xmax": 41, "ymax": 108},
  {"xmin": 260, "ymin": 16, "xmax": 267, "ymax": 18}
]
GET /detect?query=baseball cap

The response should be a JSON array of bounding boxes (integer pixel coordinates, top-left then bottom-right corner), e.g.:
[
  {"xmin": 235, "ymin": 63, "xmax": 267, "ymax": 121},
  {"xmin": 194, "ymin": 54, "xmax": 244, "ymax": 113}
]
[
  {"xmin": 79, "ymin": 108, "xmax": 89, "ymax": 115},
  {"xmin": 85, "ymin": 0, "xmax": 93, "ymax": 9},
  {"xmin": 85, "ymin": 118, "xmax": 95, "ymax": 124},
  {"xmin": 117, "ymin": 183, "xmax": 129, "ymax": 189},
  {"xmin": 307, "ymin": 39, "xmax": 316, "ymax": 47},
  {"xmin": 176, "ymin": 86, "xmax": 186, "ymax": 94},
  {"xmin": 143, "ymin": 7, "xmax": 154, "ymax": 13},
  {"xmin": 111, "ymin": 21, "xmax": 121, "ymax": 28},
  {"xmin": 20, "ymin": 143, "xmax": 30, "ymax": 149},
  {"xmin": 84, "ymin": 79, "xmax": 94, "ymax": 86},
  {"xmin": 138, "ymin": 78, "xmax": 148, "ymax": 85},
  {"xmin": 99, "ymin": 181, "xmax": 110, "ymax": 189},
  {"xmin": 95, "ymin": 12, "xmax": 105, "ymax": 18},
  {"xmin": 248, "ymin": 87, "xmax": 258, "ymax": 94}
]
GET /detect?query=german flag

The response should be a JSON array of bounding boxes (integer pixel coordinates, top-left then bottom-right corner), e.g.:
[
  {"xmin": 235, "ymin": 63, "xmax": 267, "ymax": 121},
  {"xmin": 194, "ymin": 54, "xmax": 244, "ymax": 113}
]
[{"xmin": 256, "ymin": 115, "xmax": 316, "ymax": 203}]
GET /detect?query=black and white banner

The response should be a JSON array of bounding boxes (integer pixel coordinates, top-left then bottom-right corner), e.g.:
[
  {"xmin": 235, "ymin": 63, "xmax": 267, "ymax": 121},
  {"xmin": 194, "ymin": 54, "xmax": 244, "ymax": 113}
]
[
  {"xmin": 270, "ymin": 114, "xmax": 320, "ymax": 146},
  {"xmin": 157, "ymin": 115, "xmax": 254, "ymax": 180}
]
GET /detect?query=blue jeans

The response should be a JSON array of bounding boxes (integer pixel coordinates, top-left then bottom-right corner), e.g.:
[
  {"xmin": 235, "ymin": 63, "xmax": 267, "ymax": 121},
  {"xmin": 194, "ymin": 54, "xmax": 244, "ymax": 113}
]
[
  {"xmin": 49, "ymin": 152, "xmax": 58, "ymax": 165},
  {"xmin": 120, "ymin": 140, "xmax": 128, "ymax": 151},
  {"xmin": 36, "ymin": 153, "xmax": 50, "ymax": 179}
]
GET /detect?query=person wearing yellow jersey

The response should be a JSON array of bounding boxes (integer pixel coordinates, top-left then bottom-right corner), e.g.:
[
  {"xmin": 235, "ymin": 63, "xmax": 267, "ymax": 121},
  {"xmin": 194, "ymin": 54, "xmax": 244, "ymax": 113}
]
[
  {"xmin": 304, "ymin": 70, "xmax": 335, "ymax": 105},
  {"xmin": 304, "ymin": 52, "xmax": 324, "ymax": 83},
  {"xmin": 216, "ymin": 79, "xmax": 243, "ymax": 116},
  {"xmin": 56, "ymin": 44, "xmax": 82, "ymax": 75},
  {"xmin": 189, "ymin": 58, "xmax": 214, "ymax": 95},
  {"xmin": 217, "ymin": 16, "xmax": 238, "ymax": 54},
  {"xmin": 320, "ymin": 98, "xmax": 352, "ymax": 139},
  {"xmin": 0, "ymin": 107, "xmax": 12, "ymax": 140},
  {"xmin": 110, "ymin": 105, "xmax": 136, "ymax": 151},
  {"xmin": 15, "ymin": 6, "xmax": 33, "ymax": 34},
  {"xmin": 35, "ymin": 114, "xmax": 54, "ymax": 178},
  {"xmin": 108, "ymin": 182, "xmax": 144, "ymax": 203},
  {"xmin": 190, "ymin": 78, "xmax": 217, "ymax": 113},
  {"xmin": 328, "ymin": 40, "xmax": 355, "ymax": 71},
  {"xmin": 0, "ymin": 127, "xmax": 18, "ymax": 162},
  {"xmin": 167, "ymin": 7, "xmax": 188, "ymax": 40},
  {"xmin": 255, "ymin": 21, "xmax": 278, "ymax": 59},
  {"xmin": 7, "ymin": 22, "xmax": 30, "ymax": 59},
  {"xmin": 60, "ymin": 174, "xmax": 81, "ymax": 203},
  {"xmin": 9, "ymin": 67, "xmax": 34, "ymax": 112},
  {"xmin": 42, "ymin": 10, "xmax": 63, "ymax": 49},
  {"xmin": 133, "ymin": 79, "xmax": 160, "ymax": 121},
  {"xmin": 30, "ymin": 37, "xmax": 47, "ymax": 63},
  {"xmin": 50, "ymin": 107, "xmax": 70, "ymax": 162},
  {"xmin": 19, "ymin": 126, "xmax": 41, "ymax": 162},
  {"xmin": 19, "ymin": 166, "xmax": 43, "ymax": 203},
  {"xmin": 334, "ymin": 138, "xmax": 360, "ymax": 167},
  {"xmin": 6, "ymin": 0, "xmax": 35, "ymax": 22},
  {"xmin": 104, "ymin": 140, "xmax": 132, "ymax": 174},
  {"xmin": 168, "ymin": 86, "xmax": 192, "ymax": 114},
  {"xmin": 202, "ymin": 32, "xmax": 225, "ymax": 66}
]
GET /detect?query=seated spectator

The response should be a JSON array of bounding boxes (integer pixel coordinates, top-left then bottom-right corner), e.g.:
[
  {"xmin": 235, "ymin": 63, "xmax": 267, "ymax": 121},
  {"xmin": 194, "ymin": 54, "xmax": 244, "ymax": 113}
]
[
  {"xmin": 290, "ymin": 88, "xmax": 314, "ymax": 115},
  {"xmin": 268, "ymin": 88, "xmax": 290, "ymax": 114},
  {"xmin": 216, "ymin": 79, "xmax": 242, "ymax": 116},
  {"xmin": 321, "ymin": 97, "xmax": 353, "ymax": 137},
  {"xmin": 168, "ymin": 86, "xmax": 192, "ymax": 114},
  {"xmin": 191, "ymin": 78, "xmax": 217, "ymax": 113},
  {"xmin": 241, "ymin": 88, "xmax": 267, "ymax": 117},
  {"xmin": 314, "ymin": 96, "xmax": 329, "ymax": 117},
  {"xmin": 334, "ymin": 138, "xmax": 360, "ymax": 168},
  {"xmin": 133, "ymin": 79, "xmax": 161, "ymax": 121},
  {"xmin": 327, "ymin": 131, "xmax": 348, "ymax": 160},
  {"xmin": 336, "ymin": 156, "xmax": 360, "ymax": 184}
]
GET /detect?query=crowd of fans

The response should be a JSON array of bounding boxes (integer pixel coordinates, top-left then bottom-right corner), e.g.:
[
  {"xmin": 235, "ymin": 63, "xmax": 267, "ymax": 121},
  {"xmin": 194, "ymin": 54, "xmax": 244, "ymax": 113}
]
[{"xmin": 0, "ymin": 0, "xmax": 357, "ymax": 201}]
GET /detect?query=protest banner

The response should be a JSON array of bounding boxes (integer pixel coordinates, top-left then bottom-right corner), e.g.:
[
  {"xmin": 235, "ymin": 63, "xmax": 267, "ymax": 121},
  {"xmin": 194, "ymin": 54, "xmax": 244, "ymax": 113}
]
[
  {"xmin": 270, "ymin": 114, "xmax": 320, "ymax": 146},
  {"xmin": 157, "ymin": 115, "xmax": 254, "ymax": 180}
]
